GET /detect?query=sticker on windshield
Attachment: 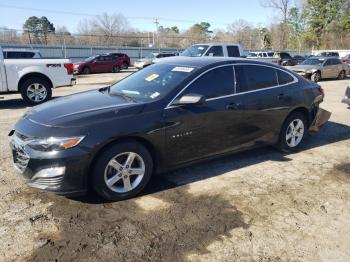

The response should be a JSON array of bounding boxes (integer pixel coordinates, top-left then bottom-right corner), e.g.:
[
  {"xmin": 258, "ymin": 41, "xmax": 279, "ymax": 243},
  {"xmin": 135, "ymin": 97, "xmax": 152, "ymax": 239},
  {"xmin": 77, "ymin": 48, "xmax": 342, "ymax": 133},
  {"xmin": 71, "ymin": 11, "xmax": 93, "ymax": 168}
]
[
  {"xmin": 145, "ymin": 74, "xmax": 159, "ymax": 82},
  {"xmin": 198, "ymin": 47, "xmax": 204, "ymax": 50},
  {"xmin": 172, "ymin": 67, "xmax": 194, "ymax": 73}
]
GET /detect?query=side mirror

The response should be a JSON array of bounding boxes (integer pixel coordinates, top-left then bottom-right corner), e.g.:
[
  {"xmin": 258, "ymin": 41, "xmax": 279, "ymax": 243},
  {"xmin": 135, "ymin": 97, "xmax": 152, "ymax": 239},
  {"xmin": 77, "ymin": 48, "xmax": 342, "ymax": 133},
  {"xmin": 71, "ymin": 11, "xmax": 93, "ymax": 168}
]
[
  {"xmin": 173, "ymin": 93, "xmax": 206, "ymax": 106},
  {"xmin": 92, "ymin": 60, "xmax": 97, "ymax": 63}
]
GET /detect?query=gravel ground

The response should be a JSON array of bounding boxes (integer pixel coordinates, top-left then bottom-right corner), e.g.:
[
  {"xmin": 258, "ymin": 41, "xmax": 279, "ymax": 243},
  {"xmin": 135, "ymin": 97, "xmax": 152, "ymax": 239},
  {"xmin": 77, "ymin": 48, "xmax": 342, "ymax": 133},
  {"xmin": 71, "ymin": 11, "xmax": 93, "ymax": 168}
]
[{"xmin": 0, "ymin": 71, "xmax": 349, "ymax": 262}]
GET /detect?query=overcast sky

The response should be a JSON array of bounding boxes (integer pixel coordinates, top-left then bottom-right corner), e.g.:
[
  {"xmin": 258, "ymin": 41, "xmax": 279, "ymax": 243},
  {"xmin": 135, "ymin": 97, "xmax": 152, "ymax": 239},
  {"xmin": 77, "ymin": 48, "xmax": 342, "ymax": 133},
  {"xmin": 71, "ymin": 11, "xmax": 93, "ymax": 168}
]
[{"xmin": 0, "ymin": 0, "xmax": 276, "ymax": 33}]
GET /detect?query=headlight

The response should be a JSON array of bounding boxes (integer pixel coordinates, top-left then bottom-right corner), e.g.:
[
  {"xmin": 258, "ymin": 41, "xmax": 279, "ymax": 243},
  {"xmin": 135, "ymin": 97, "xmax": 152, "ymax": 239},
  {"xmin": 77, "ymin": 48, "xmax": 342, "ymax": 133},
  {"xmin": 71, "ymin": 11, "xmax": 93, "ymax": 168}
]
[{"xmin": 27, "ymin": 136, "xmax": 85, "ymax": 152}]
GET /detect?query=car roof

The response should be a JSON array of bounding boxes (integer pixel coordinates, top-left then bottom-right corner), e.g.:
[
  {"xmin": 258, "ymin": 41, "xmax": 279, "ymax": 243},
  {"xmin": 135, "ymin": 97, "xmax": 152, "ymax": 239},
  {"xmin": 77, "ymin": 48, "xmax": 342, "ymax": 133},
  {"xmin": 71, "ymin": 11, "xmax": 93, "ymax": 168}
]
[
  {"xmin": 3, "ymin": 49, "xmax": 39, "ymax": 52},
  {"xmin": 312, "ymin": 56, "xmax": 338, "ymax": 59},
  {"xmin": 156, "ymin": 56, "xmax": 280, "ymax": 68},
  {"xmin": 193, "ymin": 43, "xmax": 240, "ymax": 46}
]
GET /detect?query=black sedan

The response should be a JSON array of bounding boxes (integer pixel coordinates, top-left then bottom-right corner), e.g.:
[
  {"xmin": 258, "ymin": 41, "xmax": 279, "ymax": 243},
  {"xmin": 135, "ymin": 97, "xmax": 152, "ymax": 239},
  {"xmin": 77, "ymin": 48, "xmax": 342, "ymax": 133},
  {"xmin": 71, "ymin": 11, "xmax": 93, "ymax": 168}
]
[{"xmin": 9, "ymin": 57, "xmax": 330, "ymax": 201}]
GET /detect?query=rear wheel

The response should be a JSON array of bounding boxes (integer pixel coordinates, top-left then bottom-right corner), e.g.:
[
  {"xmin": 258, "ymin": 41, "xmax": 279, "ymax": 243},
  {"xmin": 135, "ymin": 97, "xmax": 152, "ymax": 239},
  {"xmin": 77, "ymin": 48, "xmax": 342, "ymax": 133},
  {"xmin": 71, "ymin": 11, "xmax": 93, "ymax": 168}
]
[
  {"xmin": 311, "ymin": 71, "xmax": 321, "ymax": 82},
  {"xmin": 277, "ymin": 112, "xmax": 307, "ymax": 152},
  {"xmin": 122, "ymin": 62, "xmax": 129, "ymax": 69},
  {"xmin": 20, "ymin": 77, "xmax": 52, "ymax": 105},
  {"xmin": 112, "ymin": 65, "xmax": 121, "ymax": 73},
  {"xmin": 338, "ymin": 70, "xmax": 346, "ymax": 80},
  {"xmin": 92, "ymin": 141, "xmax": 153, "ymax": 201}
]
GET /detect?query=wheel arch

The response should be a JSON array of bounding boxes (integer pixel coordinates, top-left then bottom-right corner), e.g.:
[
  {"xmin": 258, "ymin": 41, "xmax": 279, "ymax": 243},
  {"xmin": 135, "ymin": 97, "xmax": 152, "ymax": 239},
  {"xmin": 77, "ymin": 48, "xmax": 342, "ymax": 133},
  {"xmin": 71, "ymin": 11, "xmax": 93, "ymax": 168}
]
[
  {"xmin": 285, "ymin": 106, "xmax": 311, "ymax": 128},
  {"xmin": 88, "ymin": 136, "xmax": 159, "ymax": 178},
  {"xmin": 18, "ymin": 72, "xmax": 53, "ymax": 91}
]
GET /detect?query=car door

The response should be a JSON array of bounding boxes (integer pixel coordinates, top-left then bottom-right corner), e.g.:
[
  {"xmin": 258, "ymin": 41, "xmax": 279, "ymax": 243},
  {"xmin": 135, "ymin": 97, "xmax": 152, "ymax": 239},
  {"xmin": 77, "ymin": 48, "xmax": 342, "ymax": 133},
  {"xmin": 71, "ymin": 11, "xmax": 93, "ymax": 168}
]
[
  {"xmin": 321, "ymin": 59, "xmax": 334, "ymax": 78},
  {"xmin": 331, "ymin": 59, "xmax": 343, "ymax": 77},
  {"xmin": 163, "ymin": 65, "xmax": 245, "ymax": 166},
  {"xmin": 233, "ymin": 64, "xmax": 297, "ymax": 146}
]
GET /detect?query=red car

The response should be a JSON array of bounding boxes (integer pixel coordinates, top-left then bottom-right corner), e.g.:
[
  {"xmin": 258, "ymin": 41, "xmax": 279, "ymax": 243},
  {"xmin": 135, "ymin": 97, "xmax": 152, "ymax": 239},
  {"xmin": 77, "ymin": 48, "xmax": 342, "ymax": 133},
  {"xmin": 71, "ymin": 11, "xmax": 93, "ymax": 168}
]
[
  {"xmin": 341, "ymin": 54, "xmax": 350, "ymax": 64},
  {"xmin": 74, "ymin": 53, "xmax": 130, "ymax": 74}
]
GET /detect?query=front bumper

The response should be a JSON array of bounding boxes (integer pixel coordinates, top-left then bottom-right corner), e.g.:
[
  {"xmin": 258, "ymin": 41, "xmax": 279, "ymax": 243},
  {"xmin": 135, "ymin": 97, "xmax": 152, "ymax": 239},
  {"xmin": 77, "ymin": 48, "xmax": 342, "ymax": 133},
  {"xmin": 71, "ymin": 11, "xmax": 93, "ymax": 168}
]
[{"xmin": 9, "ymin": 131, "xmax": 90, "ymax": 196}]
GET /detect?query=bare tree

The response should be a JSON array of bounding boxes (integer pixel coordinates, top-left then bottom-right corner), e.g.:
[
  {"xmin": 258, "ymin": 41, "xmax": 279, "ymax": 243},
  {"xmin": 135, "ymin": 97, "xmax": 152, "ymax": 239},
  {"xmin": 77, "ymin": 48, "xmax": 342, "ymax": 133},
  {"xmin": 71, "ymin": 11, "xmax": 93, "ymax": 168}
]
[
  {"xmin": 91, "ymin": 13, "xmax": 130, "ymax": 44},
  {"xmin": 261, "ymin": 0, "xmax": 291, "ymax": 49}
]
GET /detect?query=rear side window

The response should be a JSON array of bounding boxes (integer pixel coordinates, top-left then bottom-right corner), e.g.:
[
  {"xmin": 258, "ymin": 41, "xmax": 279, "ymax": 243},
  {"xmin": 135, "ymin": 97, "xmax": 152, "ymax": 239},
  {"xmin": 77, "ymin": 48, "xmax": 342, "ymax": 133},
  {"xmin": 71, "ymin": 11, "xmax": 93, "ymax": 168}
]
[
  {"xmin": 205, "ymin": 46, "xmax": 224, "ymax": 57},
  {"xmin": 227, "ymin": 46, "xmax": 240, "ymax": 57},
  {"xmin": 5, "ymin": 51, "xmax": 35, "ymax": 58},
  {"xmin": 277, "ymin": 70, "xmax": 294, "ymax": 85},
  {"xmin": 235, "ymin": 65, "xmax": 278, "ymax": 93},
  {"xmin": 183, "ymin": 66, "xmax": 234, "ymax": 99}
]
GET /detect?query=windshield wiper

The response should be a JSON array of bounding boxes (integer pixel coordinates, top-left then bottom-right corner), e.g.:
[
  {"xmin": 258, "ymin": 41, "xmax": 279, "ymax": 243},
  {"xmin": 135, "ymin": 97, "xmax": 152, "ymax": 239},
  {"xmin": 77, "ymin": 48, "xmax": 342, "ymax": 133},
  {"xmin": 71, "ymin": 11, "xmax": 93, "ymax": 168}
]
[{"xmin": 109, "ymin": 92, "xmax": 137, "ymax": 103}]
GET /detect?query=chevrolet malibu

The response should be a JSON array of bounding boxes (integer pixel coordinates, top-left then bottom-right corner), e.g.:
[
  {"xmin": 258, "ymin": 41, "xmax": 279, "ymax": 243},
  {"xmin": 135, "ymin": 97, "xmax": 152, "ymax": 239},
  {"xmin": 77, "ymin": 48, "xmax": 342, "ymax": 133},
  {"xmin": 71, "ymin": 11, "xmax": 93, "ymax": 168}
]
[{"xmin": 9, "ymin": 57, "xmax": 330, "ymax": 201}]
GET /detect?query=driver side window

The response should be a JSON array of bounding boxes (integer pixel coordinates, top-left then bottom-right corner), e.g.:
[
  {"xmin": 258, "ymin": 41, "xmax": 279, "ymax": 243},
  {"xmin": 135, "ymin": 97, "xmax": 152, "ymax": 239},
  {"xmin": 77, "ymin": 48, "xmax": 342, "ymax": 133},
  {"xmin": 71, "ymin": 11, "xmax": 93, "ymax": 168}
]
[
  {"xmin": 324, "ymin": 60, "xmax": 331, "ymax": 66},
  {"xmin": 182, "ymin": 66, "xmax": 235, "ymax": 99}
]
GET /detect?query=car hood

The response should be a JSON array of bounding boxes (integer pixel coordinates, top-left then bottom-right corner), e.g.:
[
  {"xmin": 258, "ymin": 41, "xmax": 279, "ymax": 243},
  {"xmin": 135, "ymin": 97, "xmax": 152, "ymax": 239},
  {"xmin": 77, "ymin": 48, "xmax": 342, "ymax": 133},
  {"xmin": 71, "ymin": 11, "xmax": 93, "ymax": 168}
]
[
  {"xmin": 22, "ymin": 89, "xmax": 144, "ymax": 128},
  {"xmin": 287, "ymin": 64, "xmax": 320, "ymax": 71}
]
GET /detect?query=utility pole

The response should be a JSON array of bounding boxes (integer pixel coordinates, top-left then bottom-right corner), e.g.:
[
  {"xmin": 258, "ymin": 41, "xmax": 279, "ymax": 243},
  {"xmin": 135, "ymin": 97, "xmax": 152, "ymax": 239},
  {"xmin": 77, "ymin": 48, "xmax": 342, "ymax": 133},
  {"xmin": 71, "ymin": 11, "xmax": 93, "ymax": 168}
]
[{"xmin": 154, "ymin": 18, "xmax": 159, "ymax": 49}]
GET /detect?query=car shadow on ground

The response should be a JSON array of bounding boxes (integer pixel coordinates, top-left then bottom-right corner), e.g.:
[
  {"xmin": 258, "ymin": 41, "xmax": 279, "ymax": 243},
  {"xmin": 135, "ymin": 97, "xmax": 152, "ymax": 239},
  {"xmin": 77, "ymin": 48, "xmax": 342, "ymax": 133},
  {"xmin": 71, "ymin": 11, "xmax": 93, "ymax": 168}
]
[
  {"xmin": 74, "ymin": 120, "xmax": 350, "ymax": 204},
  {"xmin": 24, "ymin": 120, "xmax": 350, "ymax": 261}
]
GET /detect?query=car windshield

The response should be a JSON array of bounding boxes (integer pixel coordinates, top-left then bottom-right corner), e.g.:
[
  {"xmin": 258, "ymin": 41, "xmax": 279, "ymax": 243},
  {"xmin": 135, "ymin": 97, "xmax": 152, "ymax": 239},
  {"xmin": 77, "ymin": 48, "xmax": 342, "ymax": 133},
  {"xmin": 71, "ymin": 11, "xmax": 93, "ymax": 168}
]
[
  {"xmin": 181, "ymin": 45, "xmax": 209, "ymax": 57},
  {"xmin": 301, "ymin": 58, "xmax": 324, "ymax": 65},
  {"xmin": 109, "ymin": 64, "xmax": 194, "ymax": 102},
  {"xmin": 247, "ymin": 53, "xmax": 257, "ymax": 57},
  {"xmin": 84, "ymin": 56, "xmax": 96, "ymax": 62}
]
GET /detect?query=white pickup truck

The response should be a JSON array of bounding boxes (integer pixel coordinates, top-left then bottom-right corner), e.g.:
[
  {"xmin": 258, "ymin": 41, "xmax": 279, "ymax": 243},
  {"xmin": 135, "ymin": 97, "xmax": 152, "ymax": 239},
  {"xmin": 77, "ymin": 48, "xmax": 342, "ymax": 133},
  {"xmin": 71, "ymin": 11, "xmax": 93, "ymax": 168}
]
[{"xmin": 0, "ymin": 46, "xmax": 75, "ymax": 105}]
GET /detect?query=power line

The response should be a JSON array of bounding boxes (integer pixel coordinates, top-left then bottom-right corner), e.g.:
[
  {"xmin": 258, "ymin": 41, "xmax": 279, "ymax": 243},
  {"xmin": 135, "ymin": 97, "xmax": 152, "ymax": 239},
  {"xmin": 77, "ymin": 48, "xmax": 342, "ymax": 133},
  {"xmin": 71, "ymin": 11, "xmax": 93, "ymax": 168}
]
[{"xmin": 0, "ymin": 4, "xmax": 232, "ymax": 26}]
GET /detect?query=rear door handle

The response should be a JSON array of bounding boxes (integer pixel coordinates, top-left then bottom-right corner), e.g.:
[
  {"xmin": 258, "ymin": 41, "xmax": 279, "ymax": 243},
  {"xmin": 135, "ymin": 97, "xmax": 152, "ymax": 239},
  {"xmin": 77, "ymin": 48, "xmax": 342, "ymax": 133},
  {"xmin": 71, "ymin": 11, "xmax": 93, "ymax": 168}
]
[{"xmin": 226, "ymin": 102, "xmax": 243, "ymax": 110}]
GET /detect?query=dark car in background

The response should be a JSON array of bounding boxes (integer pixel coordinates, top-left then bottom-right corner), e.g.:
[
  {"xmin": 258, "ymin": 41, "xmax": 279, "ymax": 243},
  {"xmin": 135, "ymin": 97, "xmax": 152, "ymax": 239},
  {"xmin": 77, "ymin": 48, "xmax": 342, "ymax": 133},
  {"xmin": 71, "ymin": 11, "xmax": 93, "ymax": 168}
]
[
  {"xmin": 293, "ymin": 55, "xmax": 306, "ymax": 65},
  {"xmin": 9, "ymin": 57, "xmax": 330, "ymax": 201},
  {"xmin": 317, "ymin": 51, "xmax": 340, "ymax": 57},
  {"xmin": 74, "ymin": 53, "xmax": 130, "ymax": 74},
  {"xmin": 274, "ymin": 52, "xmax": 299, "ymax": 66}
]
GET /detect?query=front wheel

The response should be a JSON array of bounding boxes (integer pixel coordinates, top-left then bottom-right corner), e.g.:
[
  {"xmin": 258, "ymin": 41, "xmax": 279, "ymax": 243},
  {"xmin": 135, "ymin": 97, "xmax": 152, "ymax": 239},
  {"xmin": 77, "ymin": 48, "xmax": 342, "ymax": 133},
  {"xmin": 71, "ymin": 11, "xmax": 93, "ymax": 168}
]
[
  {"xmin": 277, "ymin": 112, "xmax": 307, "ymax": 152},
  {"xmin": 20, "ymin": 77, "xmax": 52, "ymax": 105},
  {"xmin": 122, "ymin": 62, "xmax": 129, "ymax": 69},
  {"xmin": 311, "ymin": 71, "xmax": 321, "ymax": 82},
  {"xmin": 92, "ymin": 141, "xmax": 153, "ymax": 201},
  {"xmin": 338, "ymin": 70, "xmax": 346, "ymax": 80},
  {"xmin": 112, "ymin": 65, "xmax": 121, "ymax": 73}
]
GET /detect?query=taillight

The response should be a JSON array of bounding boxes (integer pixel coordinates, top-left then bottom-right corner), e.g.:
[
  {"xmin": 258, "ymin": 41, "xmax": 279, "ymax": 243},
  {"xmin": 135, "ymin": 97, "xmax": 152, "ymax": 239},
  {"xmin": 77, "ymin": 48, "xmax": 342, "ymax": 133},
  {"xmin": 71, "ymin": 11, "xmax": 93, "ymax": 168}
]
[
  {"xmin": 64, "ymin": 63, "xmax": 74, "ymax": 75},
  {"xmin": 318, "ymin": 85, "xmax": 325, "ymax": 96}
]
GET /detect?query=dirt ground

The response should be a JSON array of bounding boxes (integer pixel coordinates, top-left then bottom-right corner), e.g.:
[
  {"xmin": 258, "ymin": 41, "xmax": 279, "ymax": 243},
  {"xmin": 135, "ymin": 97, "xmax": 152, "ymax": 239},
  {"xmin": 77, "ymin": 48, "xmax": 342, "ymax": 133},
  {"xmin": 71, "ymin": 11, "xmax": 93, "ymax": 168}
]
[{"xmin": 0, "ymin": 70, "xmax": 349, "ymax": 262}]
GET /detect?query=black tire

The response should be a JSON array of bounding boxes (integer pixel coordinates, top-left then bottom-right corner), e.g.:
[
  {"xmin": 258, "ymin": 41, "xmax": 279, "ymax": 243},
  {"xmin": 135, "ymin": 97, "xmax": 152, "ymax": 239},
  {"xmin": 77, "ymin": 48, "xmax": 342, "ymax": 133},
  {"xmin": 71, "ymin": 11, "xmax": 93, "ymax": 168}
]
[
  {"xmin": 277, "ymin": 112, "xmax": 307, "ymax": 153},
  {"xmin": 20, "ymin": 77, "xmax": 52, "ymax": 105},
  {"xmin": 311, "ymin": 71, "xmax": 321, "ymax": 82},
  {"xmin": 338, "ymin": 70, "xmax": 346, "ymax": 80},
  {"xmin": 112, "ymin": 65, "xmax": 121, "ymax": 73},
  {"xmin": 83, "ymin": 67, "xmax": 91, "ymax": 74},
  {"xmin": 92, "ymin": 141, "xmax": 153, "ymax": 201},
  {"xmin": 122, "ymin": 62, "xmax": 129, "ymax": 70}
]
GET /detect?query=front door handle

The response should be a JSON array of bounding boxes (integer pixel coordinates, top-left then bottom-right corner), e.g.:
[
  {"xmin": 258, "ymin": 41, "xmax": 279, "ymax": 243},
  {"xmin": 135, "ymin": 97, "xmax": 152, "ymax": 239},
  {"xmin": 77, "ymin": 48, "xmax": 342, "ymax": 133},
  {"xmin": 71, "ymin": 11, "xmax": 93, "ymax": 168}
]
[{"xmin": 226, "ymin": 102, "xmax": 243, "ymax": 110}]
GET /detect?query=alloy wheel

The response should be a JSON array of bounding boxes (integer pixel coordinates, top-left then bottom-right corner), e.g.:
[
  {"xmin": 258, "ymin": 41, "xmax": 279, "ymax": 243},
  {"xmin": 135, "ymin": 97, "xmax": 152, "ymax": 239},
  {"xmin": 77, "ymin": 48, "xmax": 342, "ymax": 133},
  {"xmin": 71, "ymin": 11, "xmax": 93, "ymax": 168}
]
[
  {"xmin": 104, "ymin": 152, "xmax": 145, "ymax": 193},
  {"xmin": 26, "ymin": 83, "xmax": 47, "ymax": 103},
  {"xmin": 285, "ymin": 119, "xmax": 304, "ymax": 147}
]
